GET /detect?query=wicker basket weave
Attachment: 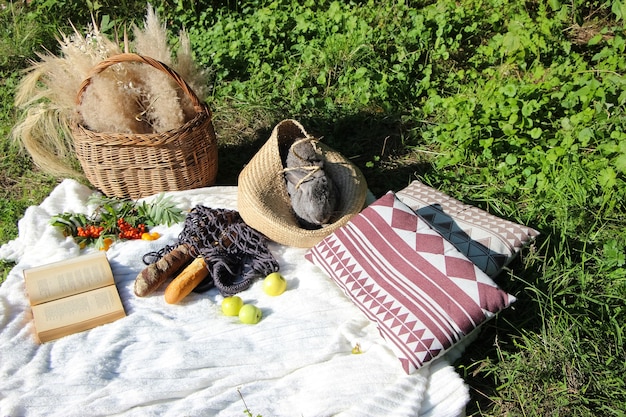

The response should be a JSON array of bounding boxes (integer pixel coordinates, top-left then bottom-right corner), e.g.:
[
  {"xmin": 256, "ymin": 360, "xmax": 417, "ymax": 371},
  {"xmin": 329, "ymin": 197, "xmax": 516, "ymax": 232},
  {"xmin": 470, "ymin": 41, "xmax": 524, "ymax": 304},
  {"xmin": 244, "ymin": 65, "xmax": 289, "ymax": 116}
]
[
  {"xmin": 71, "ymin": 53, "xmax": 218, "ymax": 199},
  {"xmin": 238, "ymin": 119, "xmax": 368, "ymax": 248}
]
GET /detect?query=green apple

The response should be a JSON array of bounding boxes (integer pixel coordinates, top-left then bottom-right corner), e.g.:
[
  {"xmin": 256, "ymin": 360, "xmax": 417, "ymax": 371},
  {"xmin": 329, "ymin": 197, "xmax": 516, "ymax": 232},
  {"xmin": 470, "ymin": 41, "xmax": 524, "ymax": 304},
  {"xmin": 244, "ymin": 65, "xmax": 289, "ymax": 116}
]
[
  {"xmin": 221, "ymin": 296, "xmax": 244, "ymax": 316},
  {"xmin": 262, "ymin": 272, "xmax": 287, "ymax": 296},
  {"xmin": 238, "ymin": 303, "xmax": 262, "ymax": 324}
]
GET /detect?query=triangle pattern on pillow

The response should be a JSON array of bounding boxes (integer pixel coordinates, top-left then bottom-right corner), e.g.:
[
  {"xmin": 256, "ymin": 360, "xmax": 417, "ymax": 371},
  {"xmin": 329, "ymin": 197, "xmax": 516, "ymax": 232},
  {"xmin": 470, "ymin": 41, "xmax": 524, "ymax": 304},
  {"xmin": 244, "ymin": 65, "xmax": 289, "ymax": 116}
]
[
  {"xmin": 305, "ymin": 191, "xmax": 516, "ymax": 375},
  {"xmin": 415, "ymin": 205, "xmax": 511, "ymax": 277},
  {"xmin": 383, "ymin": 197, "xmax": 448, "ymax": 256}
]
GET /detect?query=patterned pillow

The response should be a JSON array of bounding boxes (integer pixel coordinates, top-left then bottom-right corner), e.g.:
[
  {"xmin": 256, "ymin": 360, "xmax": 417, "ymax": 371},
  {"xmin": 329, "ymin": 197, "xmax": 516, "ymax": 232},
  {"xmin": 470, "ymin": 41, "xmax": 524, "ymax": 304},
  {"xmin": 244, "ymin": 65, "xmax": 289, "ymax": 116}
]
[
  {"xmin": 305, "ymin": 192, "xmax": 516, "ymax": 374},
  {"xmin": 396, "ymin": 180, "xmax": 540, "ymax": 277}
]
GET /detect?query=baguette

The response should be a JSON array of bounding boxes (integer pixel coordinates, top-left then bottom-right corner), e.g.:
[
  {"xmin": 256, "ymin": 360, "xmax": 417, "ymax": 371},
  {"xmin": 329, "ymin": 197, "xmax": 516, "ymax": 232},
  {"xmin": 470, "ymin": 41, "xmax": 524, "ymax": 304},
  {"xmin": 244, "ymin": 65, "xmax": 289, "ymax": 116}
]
[
  {"xmin": 134, "ymin": 243, "xmax": 194, "ymax": 297},
  {"xmin": 164, "ymin": 256, "xmax": 209, "ymax": 304}
]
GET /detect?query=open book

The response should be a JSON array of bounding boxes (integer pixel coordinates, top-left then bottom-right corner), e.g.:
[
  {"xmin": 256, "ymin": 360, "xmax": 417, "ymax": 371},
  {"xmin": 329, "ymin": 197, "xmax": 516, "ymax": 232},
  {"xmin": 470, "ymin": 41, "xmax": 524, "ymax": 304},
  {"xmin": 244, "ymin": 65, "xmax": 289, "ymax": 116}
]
[{"xmin": 23, "ymin": 251, "xmax": 126, "ymax": 343}]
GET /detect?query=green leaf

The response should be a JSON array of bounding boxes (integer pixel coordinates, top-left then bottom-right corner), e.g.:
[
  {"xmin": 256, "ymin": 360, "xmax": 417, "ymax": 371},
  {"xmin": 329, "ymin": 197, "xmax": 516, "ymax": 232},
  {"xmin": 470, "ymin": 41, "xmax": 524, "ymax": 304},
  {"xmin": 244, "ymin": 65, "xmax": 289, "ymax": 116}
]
[
  {"xmin": 501, "ymin": 32, "xmax": 521, "ymax": 56},
  {"xmin": 140, "ymin": 194, "xmax": 185, "ymax": 226},
  {"xmin": 354, "ymin": 67, "xmax": 367, "ymax": 79},
  {"xmin": 479, "ymin": 137, "xmax": 494, "ymax": 149},
  {"xmin": 548, "ymin": 0, "xmax": 561, "ymax": 11},
  {"xmin": 588, "ymin": 33, "xmax": 603, "ymax": 46},
  {"xmin": 604, "ymin": 240, "xmax": 626, "ymax": 267},
  {"xmin": 598, "ymin": 166, "xmax": 617, "ymax": 188},
  {"xmin": 578, "ymin": 127, "xmax": 594, "ymax": 146},
  {"xmin": 316, "ymin": 70, "xmax": 327, "ymax": 85},
  {"xmin": 502, "ymin": 123, "xmax": 517, "ymax": 135},
  {"xmin": 612, "ymin": 0, "xmax": 626, "ymax": 21},
  {"xmin": 501, "ymin": 84, "xmax": 517, "ymax": 97},
  {"xmin": 530, "ymin": 127, "xmax": 542, "ymax": 139},
  {"xmin": 521, "ymin": 99, "xmax": 537, "ymax": 117},
  {"xmin": 99, "ymin": 14, "xmax": 114, "ymax": 33},
  {"xmin": 613, "ymin": 152, "xmax": 626, "ymax": 173},
  {"xmin": 505, "ymin": 154, "xmax": 518, "ymax": 165}
]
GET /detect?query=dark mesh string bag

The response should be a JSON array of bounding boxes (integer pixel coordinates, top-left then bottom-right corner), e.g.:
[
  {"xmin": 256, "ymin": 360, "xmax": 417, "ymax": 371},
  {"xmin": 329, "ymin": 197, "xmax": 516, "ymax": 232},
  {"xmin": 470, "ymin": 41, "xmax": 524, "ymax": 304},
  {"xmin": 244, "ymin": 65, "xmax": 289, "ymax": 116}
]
[{"xmin": 143, "ymin": 206, "xmax": 279, "ymax": 295}]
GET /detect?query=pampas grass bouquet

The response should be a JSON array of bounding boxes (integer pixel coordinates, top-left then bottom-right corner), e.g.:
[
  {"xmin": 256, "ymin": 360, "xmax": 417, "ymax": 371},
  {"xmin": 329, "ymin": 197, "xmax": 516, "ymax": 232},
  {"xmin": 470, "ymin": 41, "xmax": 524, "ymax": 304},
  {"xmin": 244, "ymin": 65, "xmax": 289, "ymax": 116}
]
[{"xmin": 12, "ymin": 4, "xmax": 209, "ymax": 178}]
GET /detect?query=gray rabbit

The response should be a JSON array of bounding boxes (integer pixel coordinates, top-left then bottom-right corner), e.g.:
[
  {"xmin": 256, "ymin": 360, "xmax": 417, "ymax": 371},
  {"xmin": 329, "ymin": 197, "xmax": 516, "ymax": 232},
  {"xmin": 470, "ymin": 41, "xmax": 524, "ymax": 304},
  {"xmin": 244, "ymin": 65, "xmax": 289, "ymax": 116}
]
[{"xmin": 284, "ymin": 137, "xmax": 338, "ymax": 229}]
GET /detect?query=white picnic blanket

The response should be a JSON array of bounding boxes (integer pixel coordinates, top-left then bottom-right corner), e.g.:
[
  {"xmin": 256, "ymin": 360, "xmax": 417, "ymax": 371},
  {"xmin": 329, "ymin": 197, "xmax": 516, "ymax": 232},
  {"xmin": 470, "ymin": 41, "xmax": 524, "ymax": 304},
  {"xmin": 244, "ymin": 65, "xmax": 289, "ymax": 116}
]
[{"xmin": 0, "ymin": 179, "xmax": 473, "ymax": 417}]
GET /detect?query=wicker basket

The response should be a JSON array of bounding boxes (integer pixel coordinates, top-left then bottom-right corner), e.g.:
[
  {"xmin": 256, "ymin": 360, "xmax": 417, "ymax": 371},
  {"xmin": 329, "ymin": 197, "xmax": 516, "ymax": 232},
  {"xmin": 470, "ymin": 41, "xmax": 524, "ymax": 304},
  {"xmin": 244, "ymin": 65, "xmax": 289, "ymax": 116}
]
[
  {"xmin": 238, "ymin": 119, "xmax": 368, "ymax": 248},
  {"xmin": 71, "ymin": 53, "xmax": 218, "ymax": 199}
]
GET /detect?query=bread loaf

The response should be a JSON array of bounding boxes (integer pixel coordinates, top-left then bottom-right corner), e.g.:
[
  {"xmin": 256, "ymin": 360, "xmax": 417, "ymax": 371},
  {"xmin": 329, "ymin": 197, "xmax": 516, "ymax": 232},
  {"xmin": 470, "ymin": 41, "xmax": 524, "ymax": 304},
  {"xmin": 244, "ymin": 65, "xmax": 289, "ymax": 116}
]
[
  {"xmin": 164, "ymin": 256, "xmax": 209, "ymax": 304},
  {"xmin": 134, "ymin": 243, "xmax": 194, "ymax": 297}
]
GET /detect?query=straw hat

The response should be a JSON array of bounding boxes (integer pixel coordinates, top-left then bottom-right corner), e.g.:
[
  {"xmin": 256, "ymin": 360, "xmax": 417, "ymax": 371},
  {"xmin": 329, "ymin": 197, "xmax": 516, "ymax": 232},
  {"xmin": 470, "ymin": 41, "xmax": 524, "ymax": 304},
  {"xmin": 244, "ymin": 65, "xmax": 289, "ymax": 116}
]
[{"xmin": 238, "ymin": 119, "xmax": 368, "ymax": 248}]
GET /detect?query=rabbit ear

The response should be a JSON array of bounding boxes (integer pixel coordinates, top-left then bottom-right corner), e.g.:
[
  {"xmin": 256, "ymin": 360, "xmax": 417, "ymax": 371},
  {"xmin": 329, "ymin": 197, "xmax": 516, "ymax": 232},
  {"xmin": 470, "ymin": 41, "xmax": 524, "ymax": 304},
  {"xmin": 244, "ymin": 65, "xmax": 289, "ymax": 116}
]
[
  {"xmin": 284, "ymin": 165, "xmax": 324, "ymax": 188},
  {"xmin": 284, "ymin": 169, "xmax": 308, "ymax": 186}
]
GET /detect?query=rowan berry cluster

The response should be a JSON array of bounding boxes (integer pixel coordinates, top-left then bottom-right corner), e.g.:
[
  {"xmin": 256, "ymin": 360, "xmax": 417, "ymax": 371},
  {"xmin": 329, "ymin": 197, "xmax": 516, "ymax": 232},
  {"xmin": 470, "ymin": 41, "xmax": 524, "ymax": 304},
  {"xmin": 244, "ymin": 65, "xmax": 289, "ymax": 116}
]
[
  {"xmin": 117, "ymin": 218, "xmax": 146, "ymax": 240},
  {"xmin": 76, "ymin": 224, "xmax": 104, "ymax": 238}
]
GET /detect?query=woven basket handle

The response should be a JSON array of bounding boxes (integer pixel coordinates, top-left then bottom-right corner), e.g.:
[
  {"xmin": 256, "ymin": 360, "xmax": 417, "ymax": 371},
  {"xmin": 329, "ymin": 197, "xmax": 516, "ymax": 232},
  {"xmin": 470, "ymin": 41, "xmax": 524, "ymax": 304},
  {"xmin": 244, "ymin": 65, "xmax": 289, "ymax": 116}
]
[{"xmin": 76, "ymin": 53, "xmax": 208, "ymax": 115}]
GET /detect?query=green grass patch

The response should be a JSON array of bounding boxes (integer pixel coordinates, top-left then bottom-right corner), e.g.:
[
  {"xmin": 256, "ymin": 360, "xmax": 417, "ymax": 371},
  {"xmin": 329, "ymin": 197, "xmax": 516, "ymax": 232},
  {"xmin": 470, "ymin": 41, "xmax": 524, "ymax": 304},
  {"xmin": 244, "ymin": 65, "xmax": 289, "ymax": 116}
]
[{"xmin": 1, "ymin": 0, "xmax": 625, "ymax": 414}]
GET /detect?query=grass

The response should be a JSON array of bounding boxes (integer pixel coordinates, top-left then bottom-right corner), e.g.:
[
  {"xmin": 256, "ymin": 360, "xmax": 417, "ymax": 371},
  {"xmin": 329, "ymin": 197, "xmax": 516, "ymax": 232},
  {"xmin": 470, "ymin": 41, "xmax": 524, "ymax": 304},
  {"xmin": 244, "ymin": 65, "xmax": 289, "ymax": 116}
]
[{"xmin": 1, "ymin": 0, "xmax": 625, "ymax": 415}]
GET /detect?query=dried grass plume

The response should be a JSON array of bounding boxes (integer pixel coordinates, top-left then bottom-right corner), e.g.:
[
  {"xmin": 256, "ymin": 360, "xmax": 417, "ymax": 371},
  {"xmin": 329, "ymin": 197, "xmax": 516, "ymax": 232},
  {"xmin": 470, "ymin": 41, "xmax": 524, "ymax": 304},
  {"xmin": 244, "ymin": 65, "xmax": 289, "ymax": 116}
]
[{"xmin": 11, "ymin": 4, "xmax": 209, "ymax": 178}]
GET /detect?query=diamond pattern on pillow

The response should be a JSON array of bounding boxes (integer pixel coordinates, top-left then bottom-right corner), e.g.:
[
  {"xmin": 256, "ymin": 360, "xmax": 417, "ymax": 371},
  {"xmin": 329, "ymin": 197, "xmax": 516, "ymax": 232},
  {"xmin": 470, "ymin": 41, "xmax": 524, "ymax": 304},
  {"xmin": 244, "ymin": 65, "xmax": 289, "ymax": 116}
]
[
  {"xmin": 305, "ymin": 192, "xmax": 516, "ymax": 374},
  {"xmin": 396, "ymin": 180, "xmax": 540, "ymax": 277}
]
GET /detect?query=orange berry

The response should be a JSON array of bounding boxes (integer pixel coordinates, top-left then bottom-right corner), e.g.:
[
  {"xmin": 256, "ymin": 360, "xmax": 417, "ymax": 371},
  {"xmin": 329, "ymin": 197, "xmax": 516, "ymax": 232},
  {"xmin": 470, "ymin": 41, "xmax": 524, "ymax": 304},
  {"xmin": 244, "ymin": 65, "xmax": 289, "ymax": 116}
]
[{"xmin": 100, "ymin": 237, "xmax": 114, "ymax": 251}]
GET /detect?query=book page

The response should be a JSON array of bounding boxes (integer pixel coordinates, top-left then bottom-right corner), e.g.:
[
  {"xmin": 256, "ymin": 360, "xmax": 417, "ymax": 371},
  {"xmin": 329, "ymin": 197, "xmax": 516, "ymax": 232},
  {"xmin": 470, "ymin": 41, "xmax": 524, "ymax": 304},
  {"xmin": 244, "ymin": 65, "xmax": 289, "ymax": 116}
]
[
  {"xmin": 31, "ymin": 285, "xmax": 126, "ymax": 341},
  {"xmin": 23, "ymin": 252, "xmax": 114, "ymax": 305}
]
